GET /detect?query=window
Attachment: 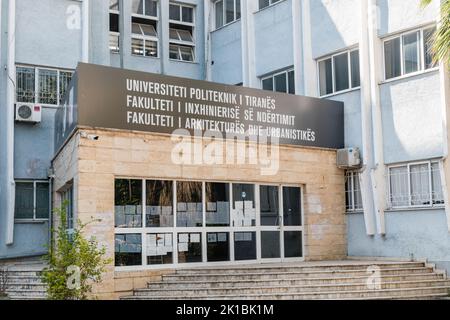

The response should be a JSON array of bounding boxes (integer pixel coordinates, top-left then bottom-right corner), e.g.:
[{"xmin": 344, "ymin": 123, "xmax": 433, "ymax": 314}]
[
  {"xmin": 114, "ymin": 179, "xmax": 143, "ymax": 228},
  {"xmin": 131, "ymin": 1, "xmax": 159, "ymax": 57},
  {"xmin": 383, "ymin": 26, "xmax": 437, "ymax": 80},
  {"xmin": 232, "ymin": 184, "xmax": 256, "ymax": 227},
  {"xmin": 205, "ymin": 182, "xmax": 230, "ymax": 227},
  {"xmin": 345, "ymin": 171, "xmax": 363, "ymax": 212},
  {"xmin": 259, "ymin": 0, "xmax": 281, "ymax": 10},
  {"xmin": 318, "ymin": 49, "xmax": 360, "ymax": 96},
  {"xmin": 16, "ymin": 66, "xmax": 74, "ymax": 105},
  {"xmin": 109, "ymin": 0, "xmax": 120, "ymax": 53},
  {"xmin": 169, "ymin": 3, "xmax": 195, "ymax": 62},
  {"xmin": 145, "ymin": 180, "xmax": 173, "ymax": 227},
  {"xmin": 15, "ymin": 181, "xmax": 49, "ymax": 220},
  {"xmin": 262, "ymin": 69, "xmax": 295, "ymax": 94},
  {"xmin": 388, "ymin": 161, "xmax": 444, "ymax": 208},
  {"xmin": 115, "ymin": 234, "xmax": 142, "ymax": 266},
  {"xmin": 61, "ymin": 186, "xmax": 74, "ymax": 230},
  {"xmin": 215, "ymin": 0, "xmax": 241, "ymax": 29},
  {"xmin": 177, "ymin": 181, "xmax": 203, "ymax": 227}
]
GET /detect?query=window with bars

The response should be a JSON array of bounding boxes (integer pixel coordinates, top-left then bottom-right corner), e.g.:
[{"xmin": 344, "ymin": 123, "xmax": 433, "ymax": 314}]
[
  {"xmin": 318, "ymin": 49, "xmax": 360, "ymax": 97},
  {"xmin": 15, "ymin": 181, "xmax": 50, "ymax": 220},
  {"xmin": 261, "ymin": 69, "xmax": 295, "ymax": 94},
  {"xmin": 384, "ymin": 26, "xmax": 437, "ymax": 80},
  {"xmin": 215, "ymin": 0, "xmax": 241, "ymax": 29},
  {"xmin": 109, "ymin": 0, "xmax": 120, "ymax": 53},
  {"xmin": 169, "ymin": 3, "xmax": 195, "ymax": 62},
  {"xmin": 345, "ymin": 171, "xmax": 363, "ymax": 212},
  {"xmin": 16, "ymin": 66, "xmax": 74, "ymax": 106},
  {"xmin": 388, "ymin": 161, "xmax": 444, "ymax": 209},
  {"xmin": 131, "ymin": 0, "xmax": 159, "ymax": 58}
]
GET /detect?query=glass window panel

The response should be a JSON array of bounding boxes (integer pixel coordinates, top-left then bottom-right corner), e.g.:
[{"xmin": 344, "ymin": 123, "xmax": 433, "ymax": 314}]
[
  {"xmin": 114, "ymin": 179, "xmax": 142, "ymax": 228},
  {"xmin": 169, "ymin": 28, "xmax": 180, "ymax": 40},
  {"xmin": 182, "ymin": 6, "xmax": 194, "ymax": 23},
  {"xmin": 144, "ymin": 40, "xmax": 158, "ymax": 57},
  {"xmin": 215, "ymin": 0, "xmax": 224, "ymax": 28},
  {"xmin": 283, "ymin": 186, "xmax": 301, "ymax": 226},
  {"xmin": 15, "ymin": 182, "xmax": 34, "ymax": 219},
  {"xmin": 350, "ymin": 50, "xmax": 360, "ymax": 88},
  {"xmin": 180, "ymin": 46, "xmax": 194, "ymax": 61},
  {"xmin": 109, "ymin": 12, "xmax": 119, "ymax": 32},
  {"xmin": 262, "ymin": 77, "xmax": 273, "ymax": 91},
  {"xmin": 225, "ymin": 0, "xmax": 235, "ymax": 24},
  {"xmin": 333, "ymin": 52, "xmax": 349, "ymax": 92},
  {"xmin": 109, "ymin": 33, "xmax": 120, "ymax": 53},
  {"xmin": 234, "ymin": 232, "xmax": 256, "ymax": 261},
  {"xmin": 319, "ymin": 59, "xmax": 333, "ymax": 96},
  {"xmin": 169, "ymin": 45, "xmax": 180, "ymax": 60},
  {"xmin": 284, "ymin": 231, "xmax": 302, "ymax": 258},
  {"xmin": 169, "ymin": 4, "xmax": 180, "ymax": 21},
  {"xmin": 178, "ymin": 233, "xmax": 202, "ymax": 263},
  {"xmin": 402, "ymin": 32, "xmax": 419, "ymax": 74},
  {"xmin": 131, "ymin": 22, "xmax": 142, "ymax": 35},
  {"xmin": 145, "ymin": 180, "xmax": 173, "ymax": 227},
  {"xmin": 145, "ymin": 0, "xmax": 158, "ymax": 17},
  {"xmin": 141, "ymin": 24, "xmax": 157, "ymax": 37},
  {"xmin": 345, "ymin": 173, "xmax": 354, "ymax": 211},
  {"xmin": 177, "ymin": 181, "xmax": 202, "ymax": 227},
  {"xmin": 354, "ymin": 173, "xmax": 363, "ymax": 210},
  {"xmin": 36, "ymin": 183, "xmax": 49, "ymax": 219},
  {"xmin": 178, "ymin": 29, "xmax": 193, "ymax": 42},
  {"xmin": 236, "ymin": 0, "xmax": 241, "ymax": 19},
  {"xmin": 38, "ymin": 69, "xmax": 58, "ymax": 104},
  {"xmin": 431, "ymin": 162, "xmax": 444, "ymax": 205},
  {"xmin": 274, "ymin": 72, "xmax": 287, "ymax": 93},
  {"xmin": 232, "ymin": 184, "xmax": 255, "ymax": 227},
  {"xmin": 132, "ymin": 0, "xmax": 144, "ymax": 15},
  {"xmin": 146, "ymin": 233, "xmax": 173, "ymax": 265},
  {"xmin": 207, "ymin": 232, "xmax": 229, "ymax": 262},
  {"xmin": 390, "ymin": 166, "xmax": 409, "ymax": 207},
  {"xmin": 59, "ymin": 71, "xmax": 73, "ymax": 104},
  {"xmin": 261, "ymin": 231, "xmax": 280, "ymax": 259},
  {"xmin": 205, "ymin": 182, "xmax": 230, "ymax": 227},
  {"xmin": 115, "ymin": 234, "xmax": 142, "ymax": 266},
  {"xmin": 384, "ymin": 37, "xmax": 401, "ymax": 79},
  {"xmin": 260, "ymin": 185, "xmax": 279, "ymax": 226},
  {"xmin": 410, "ymin": 164, "xmax": 430, "ymax": 206},
  {"xmin": 288, "ymin": 70, "xmax": 295, "ymax": 94},
  {"xmin": 131, "ymin": 38, "xmax": 144, "ymax": 56},
  {"xmin": 424, "ymin": 27, "xmax": 437, "ymax": 69},
  {"xmin": 259, "ymin": 0, "xmax": 270, "ymax": 9},
  {"xmin": 16, "ymin": 67, "xmax": 35, "ymax": 103}
]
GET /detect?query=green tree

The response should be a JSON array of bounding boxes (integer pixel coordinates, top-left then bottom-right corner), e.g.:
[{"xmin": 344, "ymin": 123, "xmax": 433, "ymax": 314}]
[
  {"xmin": 41, "ymin": 203, "xmax": 112, "ymax": 300},
  {"xmin": 421, "ymin": 0, "xmax": 450, "ymax": 66}
]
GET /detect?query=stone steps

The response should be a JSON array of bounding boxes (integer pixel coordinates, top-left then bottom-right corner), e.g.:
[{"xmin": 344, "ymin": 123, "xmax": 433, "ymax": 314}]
[
  {"xmin": 1, "ymin": 263, "xmax": 47, "ymax": 300},
  {"xmin": 122, "ymin": 260, "xmax": 450, "ymax": 300}
]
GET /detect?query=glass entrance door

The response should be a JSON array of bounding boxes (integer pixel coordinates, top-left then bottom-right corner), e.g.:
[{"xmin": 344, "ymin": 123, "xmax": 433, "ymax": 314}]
[{"xmin": 259, "ymin": 185, "xmax": 303, "ymax": 262}]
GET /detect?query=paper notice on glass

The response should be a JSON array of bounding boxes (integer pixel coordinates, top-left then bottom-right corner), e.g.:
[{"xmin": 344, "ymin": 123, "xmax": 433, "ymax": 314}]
[
  {"xmin": 217, "ymin": 233, "xmax": 227, "ymax": 242},
  {"xmin": 208, "ymin": 233, "xmax": 217, "ymax": 243},
  {"xmin": 235, "ymin": 233, "xmax": 244, "ymax": 241},
  {"xmin": 147, "ymin": 234, "xmax": 157, "ymax": 247},
  {"xmin": 164, "ymin": 234, "xmax": 172, "ymax": 246},
  {"xmin": 190, "ymin": 233, "xmax": 200, "ymax": 243},
  {"xmin": 165, "ymin": 245, "xmax": 173, "ymax": 253},
  {"xmin": 178, "ymin": 243, "xmax": 188, "ymax": 252},
  {"xmin": 244, "ymin": 201, "xmax": 253, "ymax": 209},
  {"xmin": 147, "ymin": 247, "xmax": 157, "ymax": 256},
  {"xmin": 248, "ymin": 209, "xmax": 256, "ymax": 219},
  {"xmin": 156, "ymin": 235, "xmax": 164, "ymax": 247},
  {"xmin": 243, "ymin": 218, "xmax": 252, "ymax": 227},
  {"xmin": 206, "ymin": 202, "xmax": 217, "ymax": 212},
  {"xmin": 235, "ymin": 201, "xmax": 244, "ymax": 210},
  {"xmin": 244, "ymin": 233, "xmax": 253, "ymax": 241},
  {"xmin": 179, "ymin": 234, "xmax": 189, "ymax": 243},
  {"xmin": 156, "ymin": 246, "xmax": 166, "ymax": 256}
]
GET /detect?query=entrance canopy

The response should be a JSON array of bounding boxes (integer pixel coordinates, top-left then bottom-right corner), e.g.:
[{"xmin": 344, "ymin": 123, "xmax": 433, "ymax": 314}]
[{"xmin": 55, "ymin": 63, "xmax": 344, "ymax": 152}]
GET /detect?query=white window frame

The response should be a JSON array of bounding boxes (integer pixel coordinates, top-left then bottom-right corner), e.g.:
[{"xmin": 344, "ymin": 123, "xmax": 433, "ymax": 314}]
[
  {"xmin": 214, "ymin": 0, "xmax": 241, "ymax": 30},
  {"xmin": 131, "ymin": 0, "xmax": 158, "ymax": 19},
  {"xmin": 345, "ymin": 171, "xmax": 363, "ymax": 212},
  {"xmin": 261, "ymin": 68, "xmax": 295, "ymax": 94},
  {"xmin": 387, "ymin": 160, "xmax": 444, "ymax": 210},
  {"xmin": 169, "ymin": 3, "xmax": 195, "ymax": 26},
  {"xmin": 168, "ymin": 3, "xmax": 196, "ymax": 63},
  {"xmin": 114, "ymin": 178, "xmax": 304, "ymax": 271},
  {"xmin": 16, "ymin": 65, "xmax": 74, "ymax": 107},
  {"xmin": 131, "ymin": 23, "xmax": 159, "ymax": 58},
  {"xmin": 14, "ymin": 180, "xmax": 50, "ymax": 222},
  {"xmin": 109, "ymin": 0, "xmax": 120, "ymax": 53},
  {"xmin": 382, "ymin": 25, "xmax": 438, "ymax": 82},
  {"xmin": 258, "ymin": 0, "xmax": 283, "ymax": 11},
  {"xmin": 317, "ymin": 48, "xmax": 360, "ymax": 98}
]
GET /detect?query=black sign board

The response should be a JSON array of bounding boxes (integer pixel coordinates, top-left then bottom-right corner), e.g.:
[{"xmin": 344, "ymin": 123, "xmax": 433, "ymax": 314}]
[{"xmin": 55, "ymin": 63, "xmax": 344, "ymax": 151}]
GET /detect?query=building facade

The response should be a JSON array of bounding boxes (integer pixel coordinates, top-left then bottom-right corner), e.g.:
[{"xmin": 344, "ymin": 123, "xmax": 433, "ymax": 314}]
[{"xmin": 1, "ymin": 0, "xmax": 449, "ymax": 297}]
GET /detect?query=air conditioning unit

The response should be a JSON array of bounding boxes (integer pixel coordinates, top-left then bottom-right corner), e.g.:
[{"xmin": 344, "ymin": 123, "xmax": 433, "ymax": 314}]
[
  {"xmin": 337, "ymin": 147, "xmax": 361, "ymax": 169},
  {"xmin": 15, "ymin": 103, "xmax": 42, "ymax": 123}
]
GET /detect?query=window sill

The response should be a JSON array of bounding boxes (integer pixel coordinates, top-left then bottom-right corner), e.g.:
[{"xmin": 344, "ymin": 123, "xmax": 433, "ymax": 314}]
[
  {"xmin": 320, "ymin": 87, "xmax": 361, "ymax": 99},
  {"xmin": 254, "ymin": 0, "xmax": 288, "ymax": 14},
  {"xmin": 169, "ymin": 59, "xmax": 198, "ymax": 65},
  {"xmin": 385, "ymin": 206, "xmax": 445, "ymax": 213},
  {"xmin": 379, "ymin": 67, "xmax": 439, "ymax": 85},
  {"xmin": 15, "ymin": 219, "xmax": 48, "ymax": 224},
  {"xmin": 212, "ymin": 19, "xmax": 241, "ymax": 33},
  {"xmin": 346, "ymin": 210, "xmax": 364, "ymax": 214},
  {"xmin": 130, "ymin": 54, "xmax": 160, "ymax": 60}
]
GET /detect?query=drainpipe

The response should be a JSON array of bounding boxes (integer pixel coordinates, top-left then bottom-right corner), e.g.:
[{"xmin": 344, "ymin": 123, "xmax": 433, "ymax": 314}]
[
  {"xmin": 5, "ymin": 0, "xmax": 16, "ymax": 245},
  {"xmin": 204, "ymin": 0, "xmax": 212, "ymax": 81},
  {"xmin": 292, "ymin": 0, "xmax": 303, "ymax": 95},
  {"xmin": 241, "ymin": 0, "xmax": 257, "ymax": 88},
  {"xmin": 119, "ymin": 0, "xmax": 124, "ymax": 68},
  {"xmin": 300, "ymin": 0, "xmax": 317, "ymax": 97},
  {"xmin": 81, "ymin": 0, "xmax": 89, "ymax": 63}
]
